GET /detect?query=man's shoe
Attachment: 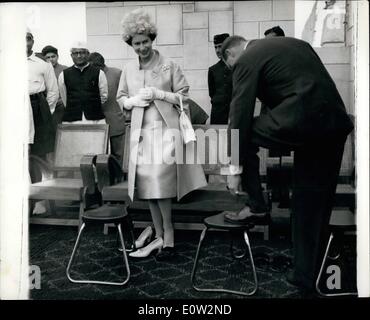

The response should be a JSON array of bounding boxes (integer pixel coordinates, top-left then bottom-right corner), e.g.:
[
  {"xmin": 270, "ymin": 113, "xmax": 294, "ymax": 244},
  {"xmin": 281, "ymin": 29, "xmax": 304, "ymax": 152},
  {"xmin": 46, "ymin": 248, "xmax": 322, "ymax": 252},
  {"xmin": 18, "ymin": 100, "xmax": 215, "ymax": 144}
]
[
  {"xmin": 285, "ymin": 271, "xmax": 318, "ymax": 297},
  {"xmin": 223, "ymin": 206, "xmax": 270, "ymax": 225}
]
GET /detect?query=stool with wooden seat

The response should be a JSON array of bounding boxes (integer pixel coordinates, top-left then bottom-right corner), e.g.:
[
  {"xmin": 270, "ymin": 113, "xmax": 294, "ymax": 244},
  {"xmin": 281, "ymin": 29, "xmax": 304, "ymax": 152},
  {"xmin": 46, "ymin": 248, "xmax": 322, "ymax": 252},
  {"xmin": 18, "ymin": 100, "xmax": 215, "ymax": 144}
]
[
  {"xmin": 66, "ymin": 204, "xmax": 132, "ymax": 286},
  {"xmin": 315, "ymin": 210, "xmax": 357, "ymax": 297},
  {"xmin": 190, "ymin": 212, "xmax": 265, "ymax": 296}
]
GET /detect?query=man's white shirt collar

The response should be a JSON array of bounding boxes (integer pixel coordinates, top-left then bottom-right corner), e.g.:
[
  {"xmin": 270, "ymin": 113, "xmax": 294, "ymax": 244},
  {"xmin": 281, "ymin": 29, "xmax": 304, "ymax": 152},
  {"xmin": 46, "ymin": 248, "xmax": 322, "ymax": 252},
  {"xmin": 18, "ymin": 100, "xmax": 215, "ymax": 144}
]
[{"xmin": 74, "ymin": 62, "xmax": 90, "ymax": 72}]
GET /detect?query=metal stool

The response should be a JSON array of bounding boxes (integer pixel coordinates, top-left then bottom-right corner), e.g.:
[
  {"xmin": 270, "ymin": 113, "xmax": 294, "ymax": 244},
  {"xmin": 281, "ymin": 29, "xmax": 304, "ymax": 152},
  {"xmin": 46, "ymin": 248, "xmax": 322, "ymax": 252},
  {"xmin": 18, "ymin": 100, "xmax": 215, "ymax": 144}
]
[
  {"xmin": 315, "ymin": 210, "xmax": 357, "ymax": 296},
  {"xmin": 191, "ymin": 212, "xmax": 260, "ymax": 296},
  {"xmin": 66, "ymin": 204, "xmax": 131, "ymax": 286}
]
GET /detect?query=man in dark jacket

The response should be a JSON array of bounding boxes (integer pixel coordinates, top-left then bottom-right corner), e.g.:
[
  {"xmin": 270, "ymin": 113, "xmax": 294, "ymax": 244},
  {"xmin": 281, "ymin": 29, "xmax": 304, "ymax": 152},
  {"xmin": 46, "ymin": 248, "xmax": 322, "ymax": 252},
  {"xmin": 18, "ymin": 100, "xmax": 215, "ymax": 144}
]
[
  {"xmin": 222, "ymin": 36, "xmax": 354, "ymax": 293},
  {"xmin": 208, "ymin": 33, "xmax": 233, "ymax": 124},
  {"xmin": 58, "ymin": 41, "xmax": 107, "ymax": 124},
  {"xmin": 88, "ymin": 52, "xmax": 126, "ymax": 163}
]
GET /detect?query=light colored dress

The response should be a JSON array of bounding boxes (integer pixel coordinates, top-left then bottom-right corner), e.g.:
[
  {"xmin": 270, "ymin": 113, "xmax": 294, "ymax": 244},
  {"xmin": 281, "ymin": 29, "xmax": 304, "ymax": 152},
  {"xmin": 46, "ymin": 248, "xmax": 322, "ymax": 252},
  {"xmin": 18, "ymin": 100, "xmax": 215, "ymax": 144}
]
[
  {"xmin": 117, "ymin": 50, "xmax": 207, "ymax": 201},
  {"xmin": 136, "ymin": 64, "xmax": 177, "ymax": 199}
]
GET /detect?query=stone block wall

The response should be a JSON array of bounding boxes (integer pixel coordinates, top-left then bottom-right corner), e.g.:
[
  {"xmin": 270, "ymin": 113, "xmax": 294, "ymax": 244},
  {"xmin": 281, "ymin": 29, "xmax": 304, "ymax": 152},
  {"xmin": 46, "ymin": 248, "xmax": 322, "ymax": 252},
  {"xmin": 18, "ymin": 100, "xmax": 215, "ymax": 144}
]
[
  {"xmin": 86, "ymin": 1, "xmax": 354, "ymax": 176},
  {"xmin": 86, "ymin": 1, "xmax": 295, "ymax": 118}
]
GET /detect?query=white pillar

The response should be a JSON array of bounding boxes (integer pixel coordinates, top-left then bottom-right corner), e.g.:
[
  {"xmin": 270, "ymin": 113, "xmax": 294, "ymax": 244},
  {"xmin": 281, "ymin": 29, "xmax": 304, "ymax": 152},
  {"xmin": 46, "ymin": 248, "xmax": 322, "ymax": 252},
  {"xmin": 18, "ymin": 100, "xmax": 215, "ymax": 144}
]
[
  {"xmin": 0, "ymin": 3, "xmax": 30, "ymax": 299},
  {"xmin": 0, "ymin": 2, "xmax": 87, "ymax": 300}
]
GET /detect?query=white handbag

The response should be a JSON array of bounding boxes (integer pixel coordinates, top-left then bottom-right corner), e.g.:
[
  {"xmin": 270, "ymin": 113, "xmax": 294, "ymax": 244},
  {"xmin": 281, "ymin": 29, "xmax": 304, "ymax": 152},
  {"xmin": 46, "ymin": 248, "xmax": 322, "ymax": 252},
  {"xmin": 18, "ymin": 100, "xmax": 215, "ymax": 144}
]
[{"xmin": 177, "ymin": 94, "xmax": 196, "ymax": 144}]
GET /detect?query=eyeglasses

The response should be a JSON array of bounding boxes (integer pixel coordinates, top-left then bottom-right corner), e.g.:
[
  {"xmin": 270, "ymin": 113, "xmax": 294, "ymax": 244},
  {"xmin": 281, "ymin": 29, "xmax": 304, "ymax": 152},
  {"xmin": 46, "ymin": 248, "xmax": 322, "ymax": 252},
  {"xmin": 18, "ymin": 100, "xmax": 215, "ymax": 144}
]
[{"xmin": 71, "ymin": 51, "xmax": 88, "ymax": 56}]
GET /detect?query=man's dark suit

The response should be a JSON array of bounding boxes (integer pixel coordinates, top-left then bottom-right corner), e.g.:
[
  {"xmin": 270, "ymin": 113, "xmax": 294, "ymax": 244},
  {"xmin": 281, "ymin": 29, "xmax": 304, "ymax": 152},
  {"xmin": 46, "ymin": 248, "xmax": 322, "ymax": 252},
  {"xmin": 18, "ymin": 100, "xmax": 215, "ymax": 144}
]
[
  {"xmin": 102, "ymin": 66, "xmax": 126, "ymax": 163},
  {"xmin": 208, "ymin": 60, "xmax": 232, "ymax": 124},
  {"xmin": 229, "ymin": 37, "xmax": 354, "ymax": 290}
]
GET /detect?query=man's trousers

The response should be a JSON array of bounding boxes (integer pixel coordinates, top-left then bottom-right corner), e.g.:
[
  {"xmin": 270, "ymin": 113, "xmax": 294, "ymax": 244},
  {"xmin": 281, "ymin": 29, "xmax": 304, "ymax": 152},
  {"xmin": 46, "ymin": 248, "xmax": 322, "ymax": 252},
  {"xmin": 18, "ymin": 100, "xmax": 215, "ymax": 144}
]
[
  {"xmin": 242, "ymin": 128, "xmax": 348, "ymax": 290},
  {"xmin": 29, "ymin": 92, "xmax": 56, "ymax": 157}
]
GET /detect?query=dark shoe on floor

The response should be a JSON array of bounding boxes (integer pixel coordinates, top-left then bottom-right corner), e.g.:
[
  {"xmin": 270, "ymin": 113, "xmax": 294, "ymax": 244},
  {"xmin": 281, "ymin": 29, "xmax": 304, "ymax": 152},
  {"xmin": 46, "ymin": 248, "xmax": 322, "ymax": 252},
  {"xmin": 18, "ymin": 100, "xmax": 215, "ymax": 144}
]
[
  {"xmin": 155, "ymin": 247, "xmax": 175, "ymax": 261},
  {"xmin": 118, "ymin": 241, "xmax": 135, "ymax": 253},
  {"xmin": 285, "ymin": 271, "xmax": 319, "ymax": 298},
  {"xmin": 285, "ymin": 270, "xmax": 300, "ymax": 287}
]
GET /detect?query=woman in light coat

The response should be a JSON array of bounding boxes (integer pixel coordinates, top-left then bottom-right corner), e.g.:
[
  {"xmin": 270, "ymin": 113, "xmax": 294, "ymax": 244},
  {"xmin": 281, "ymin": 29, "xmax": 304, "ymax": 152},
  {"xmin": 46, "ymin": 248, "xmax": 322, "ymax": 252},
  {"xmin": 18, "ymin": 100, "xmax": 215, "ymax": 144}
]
[{"xmin": 117, "ymin": 9, "xmax": 207, "ymax": 260}]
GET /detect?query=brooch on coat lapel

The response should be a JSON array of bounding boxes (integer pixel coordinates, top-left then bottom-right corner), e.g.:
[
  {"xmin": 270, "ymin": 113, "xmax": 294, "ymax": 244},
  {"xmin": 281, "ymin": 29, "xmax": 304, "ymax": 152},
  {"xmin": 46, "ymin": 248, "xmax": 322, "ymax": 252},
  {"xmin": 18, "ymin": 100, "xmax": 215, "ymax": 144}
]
[{"xmin": 152, "ymin": 64, "xmax": 171, "ymax": 79}]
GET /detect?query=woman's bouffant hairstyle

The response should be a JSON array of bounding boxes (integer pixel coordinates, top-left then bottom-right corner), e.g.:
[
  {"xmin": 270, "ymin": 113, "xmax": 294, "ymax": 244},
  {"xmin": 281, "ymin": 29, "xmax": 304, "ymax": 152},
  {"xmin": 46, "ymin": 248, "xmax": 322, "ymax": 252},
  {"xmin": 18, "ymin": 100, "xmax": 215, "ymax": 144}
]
[{"xmin": 121, "ymin": 9, "xmax": 157, "ymax": 46}]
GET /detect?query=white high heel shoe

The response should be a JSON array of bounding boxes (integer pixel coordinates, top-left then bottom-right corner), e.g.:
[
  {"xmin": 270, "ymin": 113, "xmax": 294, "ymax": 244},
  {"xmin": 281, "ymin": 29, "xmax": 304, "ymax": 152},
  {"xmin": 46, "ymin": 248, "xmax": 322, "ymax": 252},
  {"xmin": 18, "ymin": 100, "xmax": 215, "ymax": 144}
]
[
  {"xmin": 129, "ymin": 237, "xmax": 163, "ymax": 258},
  {"xmin": 135, "ymin": 226, "xmax": 153, "ymax": 249}
]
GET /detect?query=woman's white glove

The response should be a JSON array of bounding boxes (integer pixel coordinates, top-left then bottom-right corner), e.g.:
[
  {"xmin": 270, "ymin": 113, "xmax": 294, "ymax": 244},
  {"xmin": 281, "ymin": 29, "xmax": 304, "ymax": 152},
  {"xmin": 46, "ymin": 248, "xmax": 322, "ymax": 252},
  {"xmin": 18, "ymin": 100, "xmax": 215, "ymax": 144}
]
[
  {"xmin": 139, "ymin": 87, "xmax": 165, "ymax": 101},
  {"xmin": 123, "ymin": 95, "xmax": 150, "ymax": 110},
  {"xmin": 139, "ymin": 87, "xmax": 182, "ymax": 106}
]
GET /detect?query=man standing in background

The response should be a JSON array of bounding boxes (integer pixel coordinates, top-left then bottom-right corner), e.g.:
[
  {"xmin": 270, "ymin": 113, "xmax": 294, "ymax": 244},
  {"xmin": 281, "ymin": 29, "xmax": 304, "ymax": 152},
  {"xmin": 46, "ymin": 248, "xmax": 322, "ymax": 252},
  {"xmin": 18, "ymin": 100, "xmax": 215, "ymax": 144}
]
[
  {"xmin": 208, "ymin": 33, "xmax": 232, "ymax": 124},
  {"xmin": 27, "ymin": 30, "xmax": 59, "ymax": 158},
  {"xmin": 42, "ymin": 45, "xmax": 68, "ymax": 125},
  {"xmin": 27, "ymin": 30, "xmax": 59, "ymax": 214},
  {"xmin": 88, "ymin": 52, "xmax": 126, "ymax": 163},
  {"xmin": 58, "ymin": 41, "xmax": 108, "ymax": 124},
  {"xmin": 264, "ymin": 25, "xmax": 285, "ymax": 38}
]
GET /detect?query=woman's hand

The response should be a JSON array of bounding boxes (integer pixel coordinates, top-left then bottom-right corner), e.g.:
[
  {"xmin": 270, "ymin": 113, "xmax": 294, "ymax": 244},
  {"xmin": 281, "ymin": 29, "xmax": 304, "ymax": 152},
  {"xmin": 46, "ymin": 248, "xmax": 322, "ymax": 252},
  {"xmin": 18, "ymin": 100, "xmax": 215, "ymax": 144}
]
[
  {"xmin": 124, "ymin": 95, "xmax": 150, "ymax": 109},
  {"xmin": 139, "ymin": 87, "xmax": 165, "ymax": 101}
]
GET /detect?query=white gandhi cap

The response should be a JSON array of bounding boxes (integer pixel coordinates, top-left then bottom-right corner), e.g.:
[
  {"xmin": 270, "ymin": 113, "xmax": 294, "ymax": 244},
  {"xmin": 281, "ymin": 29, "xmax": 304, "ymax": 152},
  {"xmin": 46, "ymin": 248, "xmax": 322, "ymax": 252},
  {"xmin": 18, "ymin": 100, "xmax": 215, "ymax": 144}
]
[{"xmin": 70, "ymin": 40, "xmax": 88, "ymax": 51}]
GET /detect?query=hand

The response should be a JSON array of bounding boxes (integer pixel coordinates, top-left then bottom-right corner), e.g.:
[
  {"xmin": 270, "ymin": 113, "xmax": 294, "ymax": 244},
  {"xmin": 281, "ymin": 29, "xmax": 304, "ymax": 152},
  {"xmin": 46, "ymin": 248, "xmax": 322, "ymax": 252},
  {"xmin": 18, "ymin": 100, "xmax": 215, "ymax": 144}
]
[
  {"xmin": 139, "ymin": 87, "xmax": 165, "ymax": 101},
  {"xmin": 138, "ymin": 88, "xmax": 154, "ymax": 101},
  {"xmin": 125, "ymin": 95, "xmax": 150, "ymax": 109},
  {"xmin": 227, "ymin": 174, "xmax": 243, "ymax": 196}
]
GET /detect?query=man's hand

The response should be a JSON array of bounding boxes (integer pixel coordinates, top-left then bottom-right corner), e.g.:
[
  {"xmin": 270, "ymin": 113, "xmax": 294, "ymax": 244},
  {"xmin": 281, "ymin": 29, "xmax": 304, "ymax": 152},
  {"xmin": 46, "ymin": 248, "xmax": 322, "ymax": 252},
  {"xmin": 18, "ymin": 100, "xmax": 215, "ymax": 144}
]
[{"xmin": 227, "ymin": 174, "xmax": 243, "ymax": 196}]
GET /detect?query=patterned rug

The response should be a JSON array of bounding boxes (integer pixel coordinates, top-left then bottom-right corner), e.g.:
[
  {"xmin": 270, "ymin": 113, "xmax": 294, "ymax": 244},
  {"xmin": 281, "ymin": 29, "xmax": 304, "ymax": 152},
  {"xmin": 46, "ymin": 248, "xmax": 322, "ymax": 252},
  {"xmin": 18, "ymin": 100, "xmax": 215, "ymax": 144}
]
[{"xmin": 29, "ymin": 215, "xmax": 356, "ymax": 300}]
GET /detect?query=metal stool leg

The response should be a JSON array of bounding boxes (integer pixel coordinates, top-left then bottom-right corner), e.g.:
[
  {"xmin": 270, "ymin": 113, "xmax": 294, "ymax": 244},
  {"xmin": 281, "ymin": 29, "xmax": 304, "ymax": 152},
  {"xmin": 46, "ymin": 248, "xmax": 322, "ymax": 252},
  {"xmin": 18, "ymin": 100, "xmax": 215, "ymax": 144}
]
[
  {"xmin": 191, "ymin": 227, "xmax": 258, "ymax": 296},
  {"xmin": 117, "ymin": 212, "xmax": 136, "ymax": 253},
  {"xmin": 230, "ymin": 231, "xmax": 247, "ymax": 259},
  {"xmin": 327, "ymin": 232, "xmax": 342, "ymax": 261},
  {"xmin": 66, "ymin": 222, "xmax": 131, "ymax": 286},
  {"xmin": 116, "ymin": 223, "xmax": 131, "ymax": 286},
  {"xmin": 191, "ymin": 227, "xmax": 208, "ymax": 291},
  {"xmin": 315, "ymin": 233, "xmax": 357, "ymax": 297},
  {"xmin": 66, "ymin": 222, "xmax": 86, "ymax": 283},
  {"xmin": 243, "ymin": 231, "xmax": 258, "ymax": 295}
]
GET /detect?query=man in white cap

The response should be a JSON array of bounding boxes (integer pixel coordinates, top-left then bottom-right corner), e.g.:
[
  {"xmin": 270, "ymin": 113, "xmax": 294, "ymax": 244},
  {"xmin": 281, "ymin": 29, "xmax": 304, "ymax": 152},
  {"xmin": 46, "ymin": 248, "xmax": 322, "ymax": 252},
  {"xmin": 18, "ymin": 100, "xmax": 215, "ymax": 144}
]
[{"xmin": 58, "ymin": 40, "xmax": 108, "ymax": 123}]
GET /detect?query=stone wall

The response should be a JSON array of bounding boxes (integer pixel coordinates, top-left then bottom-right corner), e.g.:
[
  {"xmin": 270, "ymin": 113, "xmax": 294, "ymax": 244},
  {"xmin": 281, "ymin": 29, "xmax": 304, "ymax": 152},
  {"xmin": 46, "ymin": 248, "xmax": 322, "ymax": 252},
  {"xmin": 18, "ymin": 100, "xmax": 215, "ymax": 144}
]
[
  {"xmin": 85, "ymin": 1, "xmax": 354, "ymax": 175},
  {"xmin": 86, "ymin": 1, "xmax": 295, "ymax": 117}
]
